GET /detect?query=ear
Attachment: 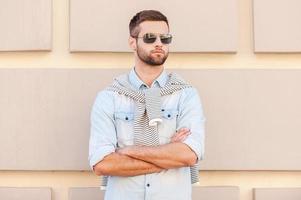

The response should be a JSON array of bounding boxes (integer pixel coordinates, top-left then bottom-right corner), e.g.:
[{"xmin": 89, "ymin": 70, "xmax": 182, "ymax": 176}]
[{"xmin": 128, "ymin": 36, "xmax": 137, "ymax": 51}]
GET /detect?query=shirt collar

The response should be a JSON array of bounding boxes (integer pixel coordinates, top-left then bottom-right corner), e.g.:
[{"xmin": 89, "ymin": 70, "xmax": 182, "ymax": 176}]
[{"xmin": 129, "ymin": 67, "xmax": 168, "ymax": 90}]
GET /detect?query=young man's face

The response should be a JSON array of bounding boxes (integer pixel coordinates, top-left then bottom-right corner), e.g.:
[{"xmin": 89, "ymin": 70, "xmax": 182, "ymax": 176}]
[{"xmin": 131, "ymin": 21, "xmax": 170, "ymax": 66}]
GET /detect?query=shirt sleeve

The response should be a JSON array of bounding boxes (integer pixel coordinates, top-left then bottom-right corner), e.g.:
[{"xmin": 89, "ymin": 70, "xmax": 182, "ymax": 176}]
[
  {"xmin": 177, "ymin": 87, "xmax": 206, "ymax": 162},
  {"xmin": 88, "ymin": 90, "xmax": 117, "ymax": 171}
]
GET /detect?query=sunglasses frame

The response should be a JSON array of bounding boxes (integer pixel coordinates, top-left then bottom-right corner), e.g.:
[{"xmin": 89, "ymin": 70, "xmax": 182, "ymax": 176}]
[{"xmin": 132, "ymin": 33, "xmax": 173, "ymax": 44}]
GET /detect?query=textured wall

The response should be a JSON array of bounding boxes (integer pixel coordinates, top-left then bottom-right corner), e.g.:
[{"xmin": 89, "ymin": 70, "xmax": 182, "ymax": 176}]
[
  {"xmin": 0, "ymin": 0, "xmax": 52, "ymax": 51},
  {"xmin": 1, "ymin": 69, "xmax": 301, "ymax": 171},
  {"xmin": 253, "ymin": 0, "xmax": 301, "ymax": 52},
  {"xmin": 70, "ymin": 0, "xmax": 238, "ymax": 52},
  {"xmin": 1, "ymin": 0, "xmax": 301, "ymax": 199}
]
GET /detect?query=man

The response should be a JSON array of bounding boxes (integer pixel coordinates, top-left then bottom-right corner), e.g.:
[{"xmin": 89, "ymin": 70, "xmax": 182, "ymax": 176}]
[{"xmin": 89, "ymin": 10, "xmax": 205, "ymax": 200}]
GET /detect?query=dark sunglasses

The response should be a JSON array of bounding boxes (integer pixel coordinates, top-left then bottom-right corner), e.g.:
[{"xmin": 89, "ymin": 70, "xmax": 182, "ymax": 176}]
[{"xmin": 133, "ymin": 33, "xmax": 172, "ymax": 44}]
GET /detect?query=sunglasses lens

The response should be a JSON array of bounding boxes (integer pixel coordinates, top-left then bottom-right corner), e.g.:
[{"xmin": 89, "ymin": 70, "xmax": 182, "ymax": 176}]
[
  {"xmin": 143, "ymin": 33, "xmax": 157, "ymax": 43},
  {"xmin": 160, "ymin": 34, "xmax": 172, "ymax": 44},
  {"xmin": 142, "ymin": 33, "xmax": 172, "ymax": 44}
]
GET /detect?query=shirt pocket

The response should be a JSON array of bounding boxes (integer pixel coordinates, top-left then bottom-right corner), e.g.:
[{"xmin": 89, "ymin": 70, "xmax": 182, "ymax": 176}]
[
  {"xmin": 114, "ymin": 112, "xmax": 134, "ymax": 147},
  {"xmin": 158, "ymin": 109, "xmax": 179, "ymax": 144}
]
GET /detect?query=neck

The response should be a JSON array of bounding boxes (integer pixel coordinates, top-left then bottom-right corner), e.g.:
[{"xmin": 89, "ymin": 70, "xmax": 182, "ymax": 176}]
[{"xmin": 134, "ymin": 58, "xmax": 164, "ymax": 87}]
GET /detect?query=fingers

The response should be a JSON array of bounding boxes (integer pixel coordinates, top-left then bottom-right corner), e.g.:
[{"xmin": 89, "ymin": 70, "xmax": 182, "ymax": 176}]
[
  {"xmin": 171, "ymin": 127, "xmax": 191, "ymax": 143},
  {"xmin": 175, "ymin": 128, "xmax": 190, "ymax": 138},
  {"xmin": 172, "ymin": 134, "xmax": 189, "ymax": 142},
  {"xmin": 171, "ymin": 131, "xmax": 190, "ymax": 142}
]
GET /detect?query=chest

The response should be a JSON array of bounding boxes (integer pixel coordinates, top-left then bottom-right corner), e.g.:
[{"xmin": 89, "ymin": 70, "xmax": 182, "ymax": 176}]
[{"xmin": 113, "ymin": 91, "xmax": 182, "ymax": 147}]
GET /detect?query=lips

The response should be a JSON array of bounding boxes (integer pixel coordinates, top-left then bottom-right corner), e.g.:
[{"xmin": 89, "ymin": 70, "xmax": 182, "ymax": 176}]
[{"xmin": 152, "ymin": 50, "xmax": 164, "ymax": 54}]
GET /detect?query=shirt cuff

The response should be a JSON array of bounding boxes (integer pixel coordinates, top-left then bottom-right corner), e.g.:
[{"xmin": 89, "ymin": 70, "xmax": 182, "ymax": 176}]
[
  {"xmin": 89, "ymin": 145, "xmax": 115, "ymax": 171},
  {"xmin": 182, "ymin": 137, "xmax": 203, "ymax": 162}
]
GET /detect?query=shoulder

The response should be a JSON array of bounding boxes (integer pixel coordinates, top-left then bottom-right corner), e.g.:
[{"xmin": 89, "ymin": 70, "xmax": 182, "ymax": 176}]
[
  {"xmin": 93, "ymin": 89, "xmax": 116, "ymax": 109},
  {"xmin": 180, "ymin": 87, "xmax": 200, "ymax": 100},
  {"xmin": 96, "ymin": 89, "xmax": 115, "ymax": 99}
]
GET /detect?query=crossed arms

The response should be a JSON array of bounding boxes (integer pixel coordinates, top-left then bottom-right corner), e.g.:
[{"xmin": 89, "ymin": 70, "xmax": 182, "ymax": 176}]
[
  {"xmin": 93, "ymin": 128, "xmax": 197, "ymax": 176},
  {"xmin": 90, "ymin": 89, "xmax": 205, "ymax": 177}
]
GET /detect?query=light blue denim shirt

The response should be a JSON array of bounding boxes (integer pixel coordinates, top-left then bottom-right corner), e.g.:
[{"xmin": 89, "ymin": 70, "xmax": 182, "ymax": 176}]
[{"xmin": 89, "ymin": 68, "xmax": 206, "ymax": 200}]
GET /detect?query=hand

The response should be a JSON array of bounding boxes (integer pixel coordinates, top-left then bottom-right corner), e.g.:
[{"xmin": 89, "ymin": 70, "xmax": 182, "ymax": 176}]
[{"xmin": 170, "ymin": 127, "xmax": 191, "ymax": 143}]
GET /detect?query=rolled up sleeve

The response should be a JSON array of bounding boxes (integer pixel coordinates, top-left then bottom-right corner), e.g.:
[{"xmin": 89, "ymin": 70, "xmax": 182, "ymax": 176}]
[
  {"xmin": 88, "ymin": 90, "xmax": 117, "ymax": 171},
  {"xmin": 178, "ymin": 87, "xmax": 206, "ymax": 161}
]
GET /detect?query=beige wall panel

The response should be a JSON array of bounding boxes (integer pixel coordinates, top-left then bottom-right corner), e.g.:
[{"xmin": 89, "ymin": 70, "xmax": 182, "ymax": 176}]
[
  {"xmin": 254, "ymin": 188, "xmax": 301, "ymax": 200},
  {"xmin": 69, "ymin": 187, "xmax": 104, "ymax": 200},
  {"xmin": 253, "ymin": 0, "xmax": 301, "ymax": 52},
  {"xmin": 70, "ymin": 0, "xmax": 238, "ymax": 52},
  {"xmin": 1, "ymin": 69, "xmax": 301, "ymax": 170},
  {"xmin": 192, "ymin": 186, "xmax": 239, "ymax": 200},
  {"xmin": 68, "ymin": 186, "xmax": 238, "ymax": 200},
  {"xmin": 193, "ymin": 70, "xmax": 301, "ymax": 170},
  {"xmin": 0, "ymin": 0, "xmax": 52, "ymax": 51},
  {"xmin": 0, "ymin": 69, "xmax": 124, "ymax": 170},
  {"xmin": 0, "ymin": 187, "xmax": 51, "ymax": 200}
]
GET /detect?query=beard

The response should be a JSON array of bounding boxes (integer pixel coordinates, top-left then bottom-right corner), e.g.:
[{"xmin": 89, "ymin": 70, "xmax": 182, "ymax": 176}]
[{"xmin": 136, "ymin": 45, "xmax": 169, "ymax": 66}]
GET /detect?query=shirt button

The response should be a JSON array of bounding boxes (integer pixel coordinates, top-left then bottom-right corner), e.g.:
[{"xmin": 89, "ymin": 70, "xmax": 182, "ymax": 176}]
[
  {"xmin": 146, "ymin": 183, "xmax": 150, "ymax": 187},
  {"xmin": 167, "ymin": 114, "xmax": 171, "ymax": 118},
  {"xmin": 125, "ymin": 117, "xmax": 128, "ymax": 120}
]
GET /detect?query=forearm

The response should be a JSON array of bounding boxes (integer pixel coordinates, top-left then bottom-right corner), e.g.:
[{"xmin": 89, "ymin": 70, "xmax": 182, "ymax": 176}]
[
  {"xmin": 93, "ymin": 152, "xmax": 164, "ymax": 177},
  {"xmin": 118, "ymin": 143, "xmax": 197, "ymax": 169}
]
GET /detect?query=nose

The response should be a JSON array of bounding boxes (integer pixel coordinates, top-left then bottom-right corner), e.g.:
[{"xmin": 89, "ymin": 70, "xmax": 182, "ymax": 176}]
[{"xmin": 153, "ymin": 36, "xmax": 163, "ymax": 46}]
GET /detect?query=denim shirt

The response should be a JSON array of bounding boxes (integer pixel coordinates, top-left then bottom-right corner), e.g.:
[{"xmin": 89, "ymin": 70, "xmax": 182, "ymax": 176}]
[{"xmin": 89, "ymin": 68, "xmax": 206, "ymax": 200}]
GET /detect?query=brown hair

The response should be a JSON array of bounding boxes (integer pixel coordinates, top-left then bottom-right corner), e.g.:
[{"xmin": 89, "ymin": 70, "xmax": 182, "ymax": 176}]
[{"xmin": 129, "ymin": 10, "xmax": 169, "ymax": 37}]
